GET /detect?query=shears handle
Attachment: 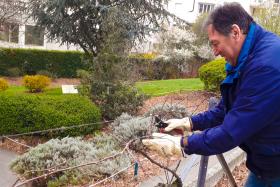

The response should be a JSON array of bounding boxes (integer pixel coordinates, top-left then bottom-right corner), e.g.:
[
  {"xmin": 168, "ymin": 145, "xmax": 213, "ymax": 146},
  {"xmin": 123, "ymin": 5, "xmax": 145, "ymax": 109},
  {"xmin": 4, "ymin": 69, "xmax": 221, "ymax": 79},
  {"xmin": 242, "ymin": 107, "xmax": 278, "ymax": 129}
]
[
  {"xmin": 159, "ymin": 128, "xmax": 184, "ymax": 135},
  {"xmin": 155, "ymin": 116, "xmax": 184, "ymax": 135}
]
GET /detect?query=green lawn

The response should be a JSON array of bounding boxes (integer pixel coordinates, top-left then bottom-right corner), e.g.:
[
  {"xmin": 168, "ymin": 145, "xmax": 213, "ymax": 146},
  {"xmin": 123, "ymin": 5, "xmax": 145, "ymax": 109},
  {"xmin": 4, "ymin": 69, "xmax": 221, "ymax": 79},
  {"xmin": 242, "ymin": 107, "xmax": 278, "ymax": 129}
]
[
  {"xmin": 2, "ymin": 78, "xmax": 204, "ymax": 97},
  {"xmin": 1, "ymin": 86, "xmax": 63, "ymax": 96},
  {"xmin": 136, "ymin": 78, "xmax": 204, "ymax": 96}
]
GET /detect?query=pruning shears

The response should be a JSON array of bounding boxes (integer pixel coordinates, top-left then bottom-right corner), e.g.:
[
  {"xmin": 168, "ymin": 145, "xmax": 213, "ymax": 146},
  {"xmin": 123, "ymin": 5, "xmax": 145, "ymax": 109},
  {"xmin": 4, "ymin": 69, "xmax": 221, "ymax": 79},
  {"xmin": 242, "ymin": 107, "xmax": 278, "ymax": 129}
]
[{"xmin": 154, "ymin": 115, "xmax": 184, "ymax": 135}]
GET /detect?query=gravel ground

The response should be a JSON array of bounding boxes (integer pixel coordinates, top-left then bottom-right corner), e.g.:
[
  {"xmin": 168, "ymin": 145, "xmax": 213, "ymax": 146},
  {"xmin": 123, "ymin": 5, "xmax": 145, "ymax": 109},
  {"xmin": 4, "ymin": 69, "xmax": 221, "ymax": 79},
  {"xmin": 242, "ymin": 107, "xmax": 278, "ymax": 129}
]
[{"xmin": 215, "ymin": 162, "xmax": 249, "ymax": 187}]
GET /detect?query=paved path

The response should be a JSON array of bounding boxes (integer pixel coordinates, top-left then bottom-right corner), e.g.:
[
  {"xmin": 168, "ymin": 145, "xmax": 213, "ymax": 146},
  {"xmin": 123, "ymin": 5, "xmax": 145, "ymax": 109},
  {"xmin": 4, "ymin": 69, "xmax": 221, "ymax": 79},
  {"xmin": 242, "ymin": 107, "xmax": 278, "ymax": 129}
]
[{"xmin": 0, "ymin": 149, "xmax": 18, "ymax": 187}]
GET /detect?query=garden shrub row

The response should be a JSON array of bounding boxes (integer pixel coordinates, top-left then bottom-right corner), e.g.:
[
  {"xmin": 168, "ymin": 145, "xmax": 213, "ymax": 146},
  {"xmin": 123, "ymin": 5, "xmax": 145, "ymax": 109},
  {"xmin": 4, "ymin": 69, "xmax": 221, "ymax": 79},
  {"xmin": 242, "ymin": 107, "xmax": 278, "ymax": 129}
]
[
  {"xmin": 10, "ymin": 103, "xmax": 191, "ymax": 186},
  {"xmin": 0, "ymin": 47, "xmax": 207, "ymax": 80},
  {"xmin": 0, "ymin": 94, "xmax": 101, "ymax": 136},
  {"xmin": 129, "ymin": 55, "xmax": 205, "ymax": 80},
  {"xmin": 0, "ymin": 47, "xmax": 205, "ymax": 80},
  {"xmin": 0, "ymin": 48, "xmax": 87, "ymax": 77}
]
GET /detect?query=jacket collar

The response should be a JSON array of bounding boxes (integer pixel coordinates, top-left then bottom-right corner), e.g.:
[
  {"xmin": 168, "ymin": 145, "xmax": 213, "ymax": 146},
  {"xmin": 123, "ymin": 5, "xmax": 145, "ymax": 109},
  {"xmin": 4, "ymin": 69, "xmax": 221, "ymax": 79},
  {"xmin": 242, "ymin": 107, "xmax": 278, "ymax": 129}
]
[{"xmin": 222, "ymin": 22, "xmax": 256, "ymax": 84}]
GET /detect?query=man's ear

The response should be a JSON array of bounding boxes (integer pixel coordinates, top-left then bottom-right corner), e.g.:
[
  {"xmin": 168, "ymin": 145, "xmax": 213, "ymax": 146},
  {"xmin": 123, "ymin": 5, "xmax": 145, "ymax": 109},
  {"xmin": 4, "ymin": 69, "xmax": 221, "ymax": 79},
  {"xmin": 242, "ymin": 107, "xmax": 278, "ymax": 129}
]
[{"xmin": 231, "ymin": 24, "xmax": 242, "ymax": 40}]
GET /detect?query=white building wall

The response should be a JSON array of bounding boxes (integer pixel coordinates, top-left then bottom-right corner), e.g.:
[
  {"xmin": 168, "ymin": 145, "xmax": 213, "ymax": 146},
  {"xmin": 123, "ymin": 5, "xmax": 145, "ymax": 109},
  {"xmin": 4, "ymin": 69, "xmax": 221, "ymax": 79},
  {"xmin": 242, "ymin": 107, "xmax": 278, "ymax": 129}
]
[
  {"xmin": 167, "ymin": 0, "xmax": 257, "ymax": 24},
  {"xmin": 0, "ymin": 27, "xmax": 80, "ymax": 51},
  {"xmin": 134, "ymin": 0, "xmax": 268, "ymax": 53},
  {"xmin": 0, "ymin": 14, "xmax": 81, "ymax": 51}
]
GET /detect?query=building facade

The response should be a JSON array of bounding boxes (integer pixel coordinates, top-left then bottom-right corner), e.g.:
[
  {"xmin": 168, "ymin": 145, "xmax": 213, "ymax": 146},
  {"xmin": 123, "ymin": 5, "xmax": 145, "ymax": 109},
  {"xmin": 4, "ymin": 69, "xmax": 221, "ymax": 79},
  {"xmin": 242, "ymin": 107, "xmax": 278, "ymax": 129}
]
[
  {"xmin": 167, "ymin": 0, "xmax": 257, "ymax": 23},
  {"xmin": 0, "ymin": 0, "xmax": 79, "ymax": 51},
  {"xmin": 1, "ymin": 0, "xmax": 279, "ymax": 51},
  {"xmin": 136, "ymin": 0, "xmax": 280, "ymax": 53}
]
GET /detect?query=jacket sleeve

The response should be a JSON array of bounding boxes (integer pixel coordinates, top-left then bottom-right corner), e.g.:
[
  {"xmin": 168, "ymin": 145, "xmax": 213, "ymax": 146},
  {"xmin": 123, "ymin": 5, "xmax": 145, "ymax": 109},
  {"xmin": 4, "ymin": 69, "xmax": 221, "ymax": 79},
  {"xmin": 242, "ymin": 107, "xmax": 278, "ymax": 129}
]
[
  {"xmin": 184, "ymin": 64, "xmax": 280, "ymax": 156},
  {"xmin": 191, "ymin": 99, "xmax": 225, "ymax": 131}
]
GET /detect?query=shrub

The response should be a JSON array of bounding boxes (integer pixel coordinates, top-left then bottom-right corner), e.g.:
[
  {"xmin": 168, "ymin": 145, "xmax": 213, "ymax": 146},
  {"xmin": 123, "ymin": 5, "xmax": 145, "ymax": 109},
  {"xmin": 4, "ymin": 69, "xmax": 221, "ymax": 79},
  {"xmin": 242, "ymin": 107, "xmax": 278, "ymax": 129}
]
[
  {"xmin": 113, "ymin": 113, "xmax": 156, "ymax": 144},
  {"xmin": 10, "ymin": 102, "xmax": 191, "ymax": 186},
  {"xmin": 90, "ymin": 81, "xmax": 147, "ymax": 120},
  {"xmin": 23, "ymin": 75, "xmax": 51, "ymax": 93},
  {"xmin": 83, "ymin": 53, "xmax": 147, "ymax": 120},
  {"xmin": 198, "ymin": 58, "xmax": 226, "ymax": 91},
  {"xmin": 76, "ymin": 69, "xmax": 91, "ymax": 96},
  {"xmin": 0, "ymin": 78, "xmax": 9, "ymax": 91},
  {"xmin": 0, "ymin": 48, "xmax": 86, "ymax": 77},
  {"xmin": 144, "ymin": 103, "xmax": 190, "ymax": 120},
  {"xmin": 10, "ymin": 137, "xmax": 130, "ymax": 186},
  {"xmin": 0, "ymin": 94, "xmax": 101, "ymax": 136}
]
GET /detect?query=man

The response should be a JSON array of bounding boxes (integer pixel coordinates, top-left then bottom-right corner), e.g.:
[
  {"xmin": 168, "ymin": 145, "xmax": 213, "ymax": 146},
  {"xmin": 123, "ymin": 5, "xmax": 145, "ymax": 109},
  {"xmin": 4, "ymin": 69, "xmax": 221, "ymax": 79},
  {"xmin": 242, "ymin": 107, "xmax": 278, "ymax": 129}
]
[{"xmin": 143, "ymin": 3, "xmax": 280, "ymax": 186}]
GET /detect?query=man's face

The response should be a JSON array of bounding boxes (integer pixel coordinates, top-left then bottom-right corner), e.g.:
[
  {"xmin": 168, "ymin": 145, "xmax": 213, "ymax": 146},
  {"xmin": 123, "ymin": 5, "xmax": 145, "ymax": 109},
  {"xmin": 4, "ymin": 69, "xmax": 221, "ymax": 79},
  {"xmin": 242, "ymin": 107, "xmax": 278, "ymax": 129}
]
[{"xmin": 207, "ymin": 24, "xmax": 242, "ymax": 66}]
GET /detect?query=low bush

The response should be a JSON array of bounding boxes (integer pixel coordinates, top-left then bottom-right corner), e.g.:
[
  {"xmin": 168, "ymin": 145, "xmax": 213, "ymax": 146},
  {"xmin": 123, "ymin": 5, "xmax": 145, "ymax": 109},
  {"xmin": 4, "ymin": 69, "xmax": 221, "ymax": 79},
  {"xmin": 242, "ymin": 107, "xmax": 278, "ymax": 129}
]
[
  {"xmin": 0, "ymin": 78, "xmax": 9, "ymax": 91},
  {"xmin": 198, "ymin": 58, "xmax": 226, "ymax": 91},
  {"xmin": 144, "ymin": 103, "xmax": 190, "ymax": 120},
  {"xmin": 23, "ymin": 75, "xmax": 51, "ymax": 93},
  {"xmin": 10, "ymin": 104, "xmax": 190, "ymax": 186},
  {"xmin": 10, "ymin": 137, "xmax": 130, "ymax": 186},
  {"xmin": 90, "ymin": 81, "xmax": 147, "ymax": 120},
  {"xmin": 113, "ymin": 113, "xmax": 156, "ymax": 144},
  {"xmin": 0, "ymin": 94, "xmax": 101, "ymax": 136}
]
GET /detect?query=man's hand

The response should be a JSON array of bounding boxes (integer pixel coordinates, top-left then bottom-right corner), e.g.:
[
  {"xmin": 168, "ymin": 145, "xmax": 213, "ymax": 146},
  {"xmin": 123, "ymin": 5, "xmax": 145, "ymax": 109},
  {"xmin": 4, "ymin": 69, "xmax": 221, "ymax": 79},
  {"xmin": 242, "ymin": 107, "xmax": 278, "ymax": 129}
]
[
  {"xmin": 142, "ymin": 133, "xmax": 182, "ymax": 156},
  {"xmin": 164, "ymin": 117, "xmax": 192, "ymax": 132}
]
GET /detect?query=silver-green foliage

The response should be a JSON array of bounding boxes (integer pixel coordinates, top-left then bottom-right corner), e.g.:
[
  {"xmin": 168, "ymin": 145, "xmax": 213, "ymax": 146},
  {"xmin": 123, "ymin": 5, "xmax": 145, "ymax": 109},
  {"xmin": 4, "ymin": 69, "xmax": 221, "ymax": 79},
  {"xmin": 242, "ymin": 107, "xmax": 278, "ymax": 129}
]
[
  {"xmin": 10, "ymin": 105, "xmax": 189, "ymax": 185},
  {"xmin": 10, "ymin": 137, "xmax": 130, "ymax": 185},
  {"xmin": 113, "ymin": 113, "xmax": 156, "ymax": 144},
  {"xmin": 144, "ymin": 103, "xmax": 190, "ymax": 120}
]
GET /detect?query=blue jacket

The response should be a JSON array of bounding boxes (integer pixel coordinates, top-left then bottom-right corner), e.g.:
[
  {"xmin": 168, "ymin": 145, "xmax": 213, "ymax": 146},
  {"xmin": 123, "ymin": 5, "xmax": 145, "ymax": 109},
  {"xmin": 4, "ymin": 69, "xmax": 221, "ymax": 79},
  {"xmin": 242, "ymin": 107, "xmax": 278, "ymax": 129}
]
[{"xmin": 184, "ymin": 23, "xmax": 280, "ymax": 179}]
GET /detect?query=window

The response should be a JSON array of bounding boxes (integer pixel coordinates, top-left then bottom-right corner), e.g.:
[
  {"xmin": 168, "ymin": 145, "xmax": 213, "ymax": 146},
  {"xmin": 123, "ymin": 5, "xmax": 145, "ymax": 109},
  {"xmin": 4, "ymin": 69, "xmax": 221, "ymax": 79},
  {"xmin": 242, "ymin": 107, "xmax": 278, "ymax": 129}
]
[
  {"xmin": 0, "ymin": 22, "xmax": 19, "ymax": 43},
  {"xmin": 198, "ymin": 3, "xmax": 214, "ymax": 13},
  {"xmin": 25, "ymin": 25, "xmax": 44, "ymax": 46}
]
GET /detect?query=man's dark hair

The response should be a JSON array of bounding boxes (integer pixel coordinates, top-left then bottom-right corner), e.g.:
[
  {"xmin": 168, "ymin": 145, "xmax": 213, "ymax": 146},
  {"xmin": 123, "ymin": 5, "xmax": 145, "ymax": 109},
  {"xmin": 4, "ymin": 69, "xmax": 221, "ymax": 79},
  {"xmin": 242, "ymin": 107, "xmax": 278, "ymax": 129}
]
[{"xmin": 204, "ymin": 2, "xmax": 253, "ymax": 36}]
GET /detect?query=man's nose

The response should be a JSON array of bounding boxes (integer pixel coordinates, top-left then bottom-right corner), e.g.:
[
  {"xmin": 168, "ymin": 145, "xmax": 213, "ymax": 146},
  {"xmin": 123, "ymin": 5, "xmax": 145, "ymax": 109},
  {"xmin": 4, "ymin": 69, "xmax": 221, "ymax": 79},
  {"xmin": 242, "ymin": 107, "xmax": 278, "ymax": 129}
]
[{"xmin": 212, "ymin": 48, "xmax": 219, "ymax": 56}]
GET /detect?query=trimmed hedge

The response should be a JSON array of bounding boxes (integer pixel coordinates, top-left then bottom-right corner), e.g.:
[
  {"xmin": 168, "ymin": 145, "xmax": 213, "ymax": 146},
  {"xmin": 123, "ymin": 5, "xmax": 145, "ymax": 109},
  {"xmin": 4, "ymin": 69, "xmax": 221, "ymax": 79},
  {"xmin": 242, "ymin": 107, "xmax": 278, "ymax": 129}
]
[
  {"xmin": 198, "ymin": 58, "xmax": 226, "ymax": 91},
  {"xmin": 0, "ymin": 48, "xmax": 87, "ymax": 77},
  {"xmin": 0, "ymin": 94, "xmax": 101, "ymax": 136}
]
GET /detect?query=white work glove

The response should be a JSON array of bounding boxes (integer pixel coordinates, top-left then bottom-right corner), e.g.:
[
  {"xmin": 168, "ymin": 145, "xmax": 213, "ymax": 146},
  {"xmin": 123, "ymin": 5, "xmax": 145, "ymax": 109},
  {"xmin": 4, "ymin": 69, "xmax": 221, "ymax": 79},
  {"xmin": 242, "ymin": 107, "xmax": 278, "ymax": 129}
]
[
  {"xmin": 164, "ymin": 117, "xmax": 192, "ymax": 132},
  {"xmin": 142, "ymin": 133, "xmax": 182, "ymax": 156}
]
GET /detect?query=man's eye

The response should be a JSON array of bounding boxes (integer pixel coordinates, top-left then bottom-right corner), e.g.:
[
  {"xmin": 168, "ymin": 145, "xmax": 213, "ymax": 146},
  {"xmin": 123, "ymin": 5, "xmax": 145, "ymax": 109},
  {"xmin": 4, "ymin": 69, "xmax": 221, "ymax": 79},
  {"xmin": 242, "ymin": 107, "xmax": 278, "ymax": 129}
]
[
  {"xmin": 208, "ymin": 41, "xmax": 219, "ymax": 48},
  {"xmin": 211, "ymin": 42, "xmax": 219, "ymax": 47}
]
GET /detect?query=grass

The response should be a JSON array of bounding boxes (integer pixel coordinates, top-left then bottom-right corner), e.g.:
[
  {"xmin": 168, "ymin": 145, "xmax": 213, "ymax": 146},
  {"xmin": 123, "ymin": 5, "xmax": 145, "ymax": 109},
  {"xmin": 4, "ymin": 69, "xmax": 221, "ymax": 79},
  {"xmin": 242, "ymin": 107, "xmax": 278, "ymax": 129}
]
[
  {"xmin": 1, "ymin": 86, "xmax": 63, "ymax": 96},
  {"xmin": 136, "ymin": 78, "xmax": 203, "ymax": 96},
  {"xmin": 1, "ymin": 78, "xmax": 204, "ymax": 97}
]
